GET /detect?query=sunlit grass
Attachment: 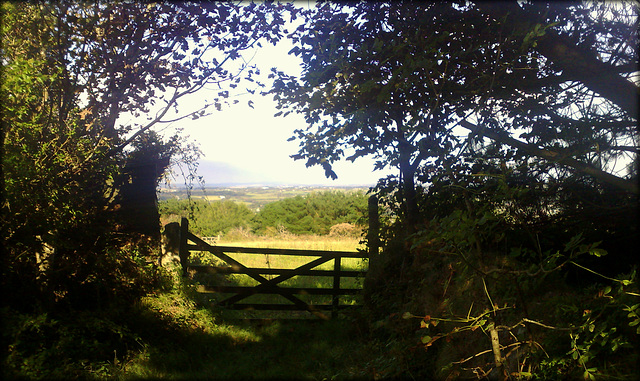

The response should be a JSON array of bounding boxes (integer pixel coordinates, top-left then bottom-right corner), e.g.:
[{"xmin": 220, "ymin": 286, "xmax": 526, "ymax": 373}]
[
  {"xmin": 218, "ymin": 233, "xmax": 366, "ymax": 250},
  {"xmin": 213, "ymin": 234, "xmax": 368, "ymax": 271},
  {"xmin": 114, "ymin": 265, "xmax": 376, "ymax": 379}
]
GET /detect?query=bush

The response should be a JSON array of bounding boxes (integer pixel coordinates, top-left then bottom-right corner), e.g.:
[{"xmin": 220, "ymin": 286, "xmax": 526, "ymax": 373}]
[
  {"xmin": 253, "ymin": 191, "xmax": 367, "ymax": 235},
  {"xmin": 159, "ymin": 199, "xmax": 255, "ymax": 237},
  {"xmin": 365, "ymin": 204, "xmax": 640, "ymax": 379},
  {"xmin": 222, "ymin": 226, "xmax": 256, "ymax": 241},
  {"xmin": 329, "ymin": 223, "xmax": 362, "ymax": 237},
  {"xmin": 1, "ymin": 307, "xmax": 142, "ymax": 380}
]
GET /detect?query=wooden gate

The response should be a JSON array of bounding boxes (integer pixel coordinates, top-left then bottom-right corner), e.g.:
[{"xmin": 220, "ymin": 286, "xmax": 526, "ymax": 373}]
[{"xmin": 177, "ymin": 218, "xmax": 368, "ymax": 319}]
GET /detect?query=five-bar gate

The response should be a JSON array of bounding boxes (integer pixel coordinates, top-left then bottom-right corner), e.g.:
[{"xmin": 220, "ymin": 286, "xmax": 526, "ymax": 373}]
[{"xmin": 177, "ymin": 218, "xmax": 368, "ymax": 319}]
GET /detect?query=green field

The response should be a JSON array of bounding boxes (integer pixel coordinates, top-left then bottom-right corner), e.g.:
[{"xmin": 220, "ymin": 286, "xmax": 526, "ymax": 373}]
[{"xmin": 158, "ymin": 185, "xmax": 369, "ymax": 210}]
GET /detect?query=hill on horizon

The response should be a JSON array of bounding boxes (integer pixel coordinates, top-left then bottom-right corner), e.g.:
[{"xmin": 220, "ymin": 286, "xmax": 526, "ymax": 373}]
[{"xmin": 157, "ymin": 185, "xmax": 370, "ymax": 211}]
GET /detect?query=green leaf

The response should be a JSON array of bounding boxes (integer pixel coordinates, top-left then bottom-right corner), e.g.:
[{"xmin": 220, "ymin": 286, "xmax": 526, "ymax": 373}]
[
  {"xmin": 402, "ymin": 312, "xmax": 412, "ymax": 320},
  {"xmin": 421, "ymin": 335, "xmax": 432, "ymax": 344},
  {"xmin": 584, "ymin": 368, "xmax": 597, "ymax": 381}
]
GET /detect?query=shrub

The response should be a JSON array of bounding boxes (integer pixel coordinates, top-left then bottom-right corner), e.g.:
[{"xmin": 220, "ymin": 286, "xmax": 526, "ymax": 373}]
[{"xmin": 329, "ymin": 223, "xmax": 361, "ymax": 237}]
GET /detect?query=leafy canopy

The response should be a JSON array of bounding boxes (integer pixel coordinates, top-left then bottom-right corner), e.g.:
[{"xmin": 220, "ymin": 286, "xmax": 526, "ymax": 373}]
[{"xmin": 270, "ymin": 1, "xmax": 638, "ymax": 202}]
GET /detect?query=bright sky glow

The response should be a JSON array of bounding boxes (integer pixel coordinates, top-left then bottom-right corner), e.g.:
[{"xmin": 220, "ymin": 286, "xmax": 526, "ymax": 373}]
[{"xmin": 162, "ymin": 40, "xmax": 395, "ymax": 187}]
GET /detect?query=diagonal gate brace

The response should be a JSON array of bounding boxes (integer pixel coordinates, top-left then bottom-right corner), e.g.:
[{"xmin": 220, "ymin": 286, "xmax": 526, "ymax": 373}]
[{"xmin": 187, "ymin": 233, "xmax": 331, "ymax": 319}]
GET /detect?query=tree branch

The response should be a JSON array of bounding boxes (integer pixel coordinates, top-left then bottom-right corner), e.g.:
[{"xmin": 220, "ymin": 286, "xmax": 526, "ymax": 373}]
[
  {"xmin": 107, "ymin": 33, "xmax": 262, "ymax": 156},
  {"xmin": 459, "ymin": 120, "xmax": 638, "ymax": 194},
  {"xmin": 476, "ymin": 1, "xmax": 639, "ymax": 119}
]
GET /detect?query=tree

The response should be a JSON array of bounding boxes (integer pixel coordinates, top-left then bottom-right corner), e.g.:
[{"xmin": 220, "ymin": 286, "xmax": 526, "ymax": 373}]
[
  {"xmin": 270, "ymin": 2, "xmax": 638, "ymax": 378},
  {"xmin": 478, "ymin": 1, "xmax": 638, "ymax": 119},
  {"xmin": 1, "ymin": 1, "xmax": 297, "ymax": 309},
  {"xmin": 159, "ymin": 199, "xmax": 255, "ymax": 237},
  {"xmin": 253, "ymin": 191, "xmax": 367, "ymax": 235},
  {"xmin": 464, "ymin": 1, "xmax": 638, "ymax": 193},
  {"xmin": 272, "ymin": 2, "xmax": 494, "ymax": 226},
  {"xmin": 270, "ymin": 1, "xmax": 638, "ymax": 227}
]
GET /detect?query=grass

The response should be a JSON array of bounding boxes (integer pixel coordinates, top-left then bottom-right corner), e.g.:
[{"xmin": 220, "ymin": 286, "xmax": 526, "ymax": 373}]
[
  {"xmin": 115, "ymin": 265, "xmax": 384, "ymax": 380},
  {"xmin": 215, "ymin": 235, "xmax": 367, "ymax": 270},
  {"xmin": 218, "ymin": 233, "xmax": 366, "ymax": 250},
  {"xmin": 2, "ymin": 236, "xmax": 386, "ymax": 380},
  {"xmin": 120, "ymin": 314, "xmax": 376, "ymax": 379},
  {"xmin": 2, "ymin": 233, "xmax": 423, "ymax": 381}
]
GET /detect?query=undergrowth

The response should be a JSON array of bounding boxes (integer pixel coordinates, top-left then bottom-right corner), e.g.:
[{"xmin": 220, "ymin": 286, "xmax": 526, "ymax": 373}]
[{"xmin": 1, "ymin": 264, "xmax": 390, "ymax": 380}]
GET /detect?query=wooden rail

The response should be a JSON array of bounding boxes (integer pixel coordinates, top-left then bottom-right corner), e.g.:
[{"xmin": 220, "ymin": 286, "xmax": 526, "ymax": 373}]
[{"xmin": 178, "ymin": 218, "xmax": 368, "ymax": 319}]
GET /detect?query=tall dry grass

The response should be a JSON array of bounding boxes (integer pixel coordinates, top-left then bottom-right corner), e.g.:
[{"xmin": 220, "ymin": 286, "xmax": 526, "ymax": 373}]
[{"xmin": 209, "ymin": 233, "xmax": 368, "ymax": 271}]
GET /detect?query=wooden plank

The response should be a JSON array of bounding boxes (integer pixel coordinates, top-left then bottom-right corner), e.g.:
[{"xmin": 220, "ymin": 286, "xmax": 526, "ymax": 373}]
[
  {"xmin": 184, "ymin": 228, "xmax": 364, "ymax": 319},
  {"xmin": 368, "ymin": 195, "xmax": 380, "ymax": 258},
  {"xmin": 179, "ymin": 218, "xmax": 189, "ymax": 276},
  {"xmin": 217, "ymin": 254, "xmax": 338, "ymax": 306},
  {"xmin": 186, "ymin": 244, "xmax": 365, "ymax": 258},
  {"xmin": 187, "ymin": 233, "xmax": 312, "ymax": 310},
  {"xmin": 332, "ymin": 257, "xmax": 341, "ymax": 316},
  {"xmin": 189, "ymin": 265, "xmax": 366, "ymax": 278},
  {"xmin": 198, "ymin": 285, "xmax": 362, "ymax": 295}
]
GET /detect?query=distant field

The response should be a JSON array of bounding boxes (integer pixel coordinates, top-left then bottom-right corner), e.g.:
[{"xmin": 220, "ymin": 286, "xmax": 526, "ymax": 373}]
[
  {"xmin": 199, "ymin": 235, "xmax": 367, "ymax": 271},
  {"xmin": 158, "ymin": 185, "xmax": 369, "ymax": 210}
]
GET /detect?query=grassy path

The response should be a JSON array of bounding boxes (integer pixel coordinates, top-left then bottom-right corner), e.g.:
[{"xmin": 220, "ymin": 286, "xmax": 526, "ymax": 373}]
[
  {"xmin": 121, "ymin": 315, "xmax": 378, "ymax": 380},
  {"xmin": 1, "ymin": 237, "xmax": 411, "ymax": 380},
  {"xmin": 119, "ymin": 237, "xmax": 387, "ymax": 379}
]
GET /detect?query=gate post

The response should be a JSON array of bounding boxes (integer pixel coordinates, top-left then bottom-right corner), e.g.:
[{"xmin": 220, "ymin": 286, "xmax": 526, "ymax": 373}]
[
  {"xmin": 179, "ymin": 217, "xmax": 189, "ymax": 276},
  {"xmin": 368, "ymin": 195, "xmax": 379, "ymax": 258},
  {"xmin": 332, "ymin": 256, "xmax": 342, "ymax": 318}
]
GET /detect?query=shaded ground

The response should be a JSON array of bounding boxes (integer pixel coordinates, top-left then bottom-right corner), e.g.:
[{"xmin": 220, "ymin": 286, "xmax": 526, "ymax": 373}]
[{"xmin": 122, "ymin": 314, "xmax": 382, "ymax": 380}]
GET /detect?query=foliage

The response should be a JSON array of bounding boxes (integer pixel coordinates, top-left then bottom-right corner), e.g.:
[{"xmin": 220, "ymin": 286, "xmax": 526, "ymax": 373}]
[
  {"xmin": 270, "ymin": 1, "xmax": 638, "ymax": 226},
  {"xmin": 252, "ymin": 190, "xmax": 368, "ymax": 235},
  {"xmin": 159, "ymin": 190, "xmax": 368, "ymax": 237},
  {"xmin": 329, "ymin": 222, "xmax": 362, "ymax": 238},
  {"xmin": 1, "ymin": 264, "xmax": 381, "ymax": 380},
  {"xmin": 1, "ymin": 1, "xmax": 296, "ymax": 312},
  {"xmin": 268, "ymin": 3, "xmax": 638, "ymax": 377},
  {"xmin": 1, "ymin": 306, "xmax": 142, "ymax": 379},
  {"xmin": 0, "ymin": 265, "xmax": 206, "ymax": 380},
  {"xmin": 363, "ymin": 169, "xmax": 639, "ymax": 379},
  {"xmin": 160, "ymin": 198, "xmax": 254, "ymax": 237}
]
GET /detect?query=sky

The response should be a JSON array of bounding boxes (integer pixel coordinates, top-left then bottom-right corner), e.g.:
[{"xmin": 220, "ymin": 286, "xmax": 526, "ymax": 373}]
[{"xmin": 159, "ymin": 39, "xmax": 395, "ymax": 187}]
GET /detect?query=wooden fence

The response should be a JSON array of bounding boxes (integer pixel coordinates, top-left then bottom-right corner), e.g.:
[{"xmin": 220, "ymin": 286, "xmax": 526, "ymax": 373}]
[{"xmin": 177, "ymin": 217, "xmax": 370, "ymax": 319}]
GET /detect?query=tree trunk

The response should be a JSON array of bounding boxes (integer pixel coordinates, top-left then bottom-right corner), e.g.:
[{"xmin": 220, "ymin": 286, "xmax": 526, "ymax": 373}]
[{"xmin": 398, "ymin": 140, "xmax": 420, "ymax": 229}]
